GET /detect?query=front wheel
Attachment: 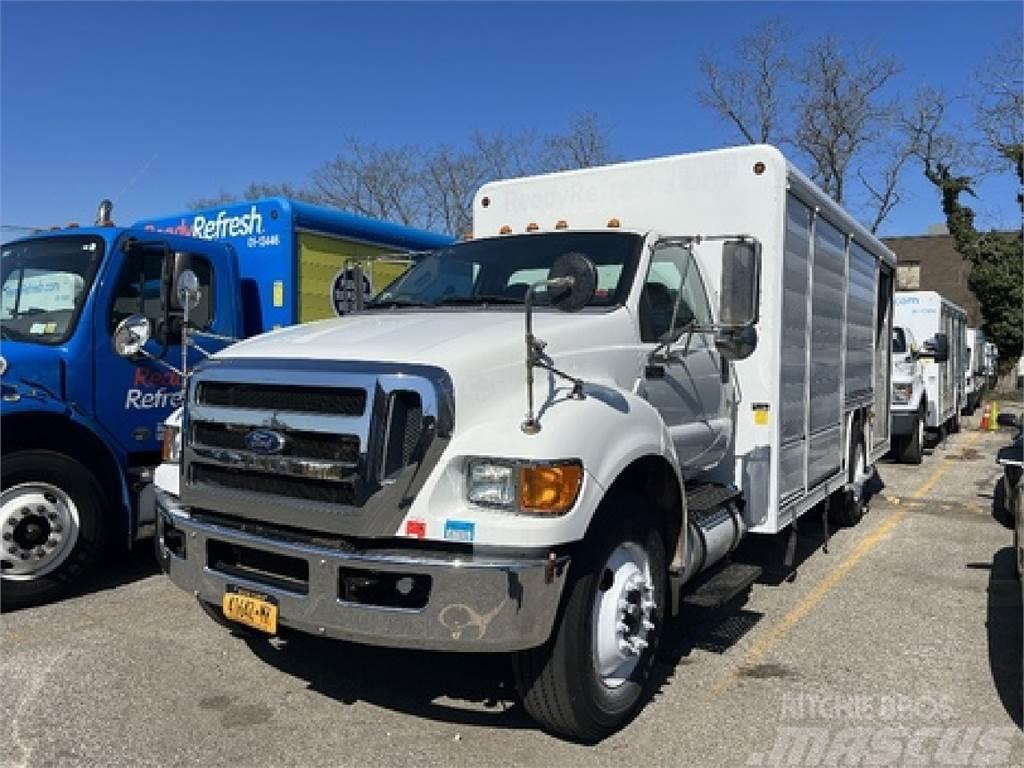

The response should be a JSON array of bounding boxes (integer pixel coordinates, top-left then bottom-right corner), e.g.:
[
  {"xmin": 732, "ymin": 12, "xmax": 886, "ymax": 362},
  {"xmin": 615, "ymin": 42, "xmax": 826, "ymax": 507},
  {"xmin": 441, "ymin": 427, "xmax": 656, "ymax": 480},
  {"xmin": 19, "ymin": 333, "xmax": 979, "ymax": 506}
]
[
  {"xmin": 896, "ymin": 413, "xmax": 924, "ymax": 465},
  {"xmin": 513, "ymin": 502, "xmax": 667, "ymax": 742},
  {"xmin": 1, "ymin": 451, "xmax": 106, "ymax": 609}
]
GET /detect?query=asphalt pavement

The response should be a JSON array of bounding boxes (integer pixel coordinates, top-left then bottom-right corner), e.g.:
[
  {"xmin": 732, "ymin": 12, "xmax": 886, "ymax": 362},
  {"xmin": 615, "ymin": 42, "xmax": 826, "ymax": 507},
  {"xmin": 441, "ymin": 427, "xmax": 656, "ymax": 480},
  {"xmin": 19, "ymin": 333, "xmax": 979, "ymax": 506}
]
[{"xmin": 2, "ymin": 413, "xmax": 1022, "ymax": 767}]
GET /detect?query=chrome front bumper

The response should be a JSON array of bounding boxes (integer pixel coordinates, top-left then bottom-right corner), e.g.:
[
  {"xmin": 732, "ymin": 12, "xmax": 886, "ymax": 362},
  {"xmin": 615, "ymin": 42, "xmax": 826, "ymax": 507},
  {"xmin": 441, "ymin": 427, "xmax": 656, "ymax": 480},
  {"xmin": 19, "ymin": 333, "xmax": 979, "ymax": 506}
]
[{"xmin": 154, "ymin": 489, "xmax": 568, "ymax": 652}]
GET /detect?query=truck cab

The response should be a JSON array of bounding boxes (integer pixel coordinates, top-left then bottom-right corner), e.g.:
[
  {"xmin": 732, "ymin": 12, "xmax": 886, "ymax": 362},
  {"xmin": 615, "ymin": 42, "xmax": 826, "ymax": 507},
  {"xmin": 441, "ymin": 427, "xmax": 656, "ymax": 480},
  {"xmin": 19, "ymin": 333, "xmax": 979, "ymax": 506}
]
[
  {"xmin": 890, "ymin": 324, "xmax": 927, "ymax": 463},
  {"xmin": 1, "ymin": 217, "xmax": 242, "ymax": 606}
]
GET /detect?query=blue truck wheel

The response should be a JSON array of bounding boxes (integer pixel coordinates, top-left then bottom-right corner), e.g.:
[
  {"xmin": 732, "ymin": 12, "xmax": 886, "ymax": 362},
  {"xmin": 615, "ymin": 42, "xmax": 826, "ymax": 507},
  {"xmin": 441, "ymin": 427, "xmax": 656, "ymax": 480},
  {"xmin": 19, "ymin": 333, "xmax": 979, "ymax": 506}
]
[{"xmin": 1, "ymin": 450, "xmax": 106, "ymax": 609}]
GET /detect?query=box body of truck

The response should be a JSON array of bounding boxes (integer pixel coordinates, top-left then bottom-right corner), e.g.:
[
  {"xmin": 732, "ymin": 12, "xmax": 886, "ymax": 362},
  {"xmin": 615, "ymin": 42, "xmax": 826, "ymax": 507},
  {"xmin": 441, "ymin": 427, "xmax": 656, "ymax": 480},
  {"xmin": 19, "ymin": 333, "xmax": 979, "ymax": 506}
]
[
  {"xmin": 964, "ymin": 327, "xmax": 986, "ymax": 413},
  {"xmin": 894, "ymin": 291, "xmax": 967, "ymax": 432},
  {"xmin": 137, "ymin": 198, "xmax": 452, "ymax": 333},
  {"xmin": 474, "ymin": 147, "xmax": 894, "ymax": 533}
]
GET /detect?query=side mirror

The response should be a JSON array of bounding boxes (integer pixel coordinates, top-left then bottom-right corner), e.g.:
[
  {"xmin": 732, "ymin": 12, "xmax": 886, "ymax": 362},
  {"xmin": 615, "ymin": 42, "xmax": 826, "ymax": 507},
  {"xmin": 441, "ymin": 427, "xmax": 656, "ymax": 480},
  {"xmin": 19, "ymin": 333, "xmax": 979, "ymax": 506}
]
[
  {"xmin": 715, "ymin": 325, "xmax": 758, "ymax": 361},
  {"xmin": 176, "ymin": 269, "xmax": 201, "ymax": 312},
  {"xmin": 547, "ymin": 252, "xmax": 597, "ymax": 312},
  {"xmin": 930, "ymin": 333, "xmax": 950, "ymax": 363},
  {"xmin": 113, "ymin": 314, "xmax": 152, "ymax": 358},
  {"xmin": 719, "ymin": 240, "xmax": 761, "ymax": 327}
]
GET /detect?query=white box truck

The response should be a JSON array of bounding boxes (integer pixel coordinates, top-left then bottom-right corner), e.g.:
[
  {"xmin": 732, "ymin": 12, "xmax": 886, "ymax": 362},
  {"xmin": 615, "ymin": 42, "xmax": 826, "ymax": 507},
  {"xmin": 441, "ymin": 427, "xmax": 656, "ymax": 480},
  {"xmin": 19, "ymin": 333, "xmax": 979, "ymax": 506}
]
[
  {"xmin": 145, "ymin": 145, "xmax": 894, "ymax": 741},
  {"xmin": 894, "ymin": 291, "xmax": 967, "ymax": 438},
  {"xmin": 890, "ymin": 323, "xmax": 927, "ymax": 463},
  {"xmin": 964, "ymin": 327, "xmax": 987, "ymax": 414}
]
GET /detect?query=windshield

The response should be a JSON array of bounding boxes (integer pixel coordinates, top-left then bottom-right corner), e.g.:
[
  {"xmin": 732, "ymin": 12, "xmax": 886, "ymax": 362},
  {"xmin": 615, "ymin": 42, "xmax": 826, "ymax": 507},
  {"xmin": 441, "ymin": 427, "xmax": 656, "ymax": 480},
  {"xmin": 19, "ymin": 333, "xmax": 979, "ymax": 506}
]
[
  {"xmin": 367, "ymin": 232, "xmax": 643, "ymax": 309},
  {"xmin": 892, "ymin": 327, "xmax": 907, "ymax": 354},
  {"xmin": 1, "ymin": 236, "xmax": 104, "ymax": 344}
]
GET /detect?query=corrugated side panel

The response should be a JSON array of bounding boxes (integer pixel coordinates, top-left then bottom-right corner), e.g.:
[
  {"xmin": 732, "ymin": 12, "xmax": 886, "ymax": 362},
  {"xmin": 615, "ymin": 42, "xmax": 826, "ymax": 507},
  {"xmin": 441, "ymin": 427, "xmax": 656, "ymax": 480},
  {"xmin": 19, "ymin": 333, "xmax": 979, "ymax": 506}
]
[
  {"xmin": 781, "ymin": 195, "xmax": 811, "ymax": 441},
  {"xmin": 845, "ymin": 242, "xmax": 875, "ymax": 399},
  {"xmin": 779, "ymin": 194, "xmax": 812, "ymax": 499},
  {"xmin": 780, "ymin": 440, "xmax": 805, "ymax": 499},
  {"xmin": 873, "ymin": 267, "xmax": 893, "ymax": 447},
  {"xmin": 809, "ymin": 217, "xmax": 845, "ymax": 432},
  {"xmin": 808, "ymin": 425, "xmax": 842, "ymax": 487}
]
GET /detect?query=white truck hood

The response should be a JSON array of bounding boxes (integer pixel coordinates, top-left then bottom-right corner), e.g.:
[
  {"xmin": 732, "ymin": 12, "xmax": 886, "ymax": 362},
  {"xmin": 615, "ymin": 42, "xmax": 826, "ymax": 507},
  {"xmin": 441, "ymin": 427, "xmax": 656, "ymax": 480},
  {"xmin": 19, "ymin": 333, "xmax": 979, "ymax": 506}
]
[{"xmin": 213, "ymin": 309, "xmax": 644, "ymax": 428}]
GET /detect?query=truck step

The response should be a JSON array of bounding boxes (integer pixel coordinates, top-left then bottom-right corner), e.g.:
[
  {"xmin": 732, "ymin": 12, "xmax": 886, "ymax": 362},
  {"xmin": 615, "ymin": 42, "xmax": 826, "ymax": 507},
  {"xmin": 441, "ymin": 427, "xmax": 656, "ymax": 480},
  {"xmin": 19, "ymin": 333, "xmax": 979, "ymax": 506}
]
[
  {"xmin": 686, "ymin": 483, "xmax": 742, "ymax": 514},
  {"xmin": 680, "ymin": 562, "xmax": 763, "ymax": 610}
]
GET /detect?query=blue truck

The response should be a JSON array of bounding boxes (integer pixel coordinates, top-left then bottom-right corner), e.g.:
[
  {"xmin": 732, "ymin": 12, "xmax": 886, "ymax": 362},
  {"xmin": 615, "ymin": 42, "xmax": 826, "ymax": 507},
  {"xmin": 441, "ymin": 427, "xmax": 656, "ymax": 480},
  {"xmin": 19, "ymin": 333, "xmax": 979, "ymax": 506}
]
[{"xmin": 0, "ymin": 199, "xmax": 450, "ymax": 607}]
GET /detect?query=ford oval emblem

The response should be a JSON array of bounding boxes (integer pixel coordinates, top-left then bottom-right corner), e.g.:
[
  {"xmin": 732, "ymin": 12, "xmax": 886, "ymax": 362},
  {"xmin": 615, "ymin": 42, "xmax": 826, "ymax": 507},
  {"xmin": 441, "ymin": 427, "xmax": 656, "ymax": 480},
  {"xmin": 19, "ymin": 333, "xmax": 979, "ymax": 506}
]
[{"xmin": 244, "ymin": 429, "xmax": 286, "ymax": 455}]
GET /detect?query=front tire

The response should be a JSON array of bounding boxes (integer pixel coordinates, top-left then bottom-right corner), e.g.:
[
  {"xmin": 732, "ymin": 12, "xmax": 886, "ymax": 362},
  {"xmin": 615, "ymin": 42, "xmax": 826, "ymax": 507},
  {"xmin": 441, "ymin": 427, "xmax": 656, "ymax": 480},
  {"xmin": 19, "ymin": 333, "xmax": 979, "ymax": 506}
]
[
  {"xmin": 1, "ymin": 451, "xmax": 106, "ymax": 609},
  {"xmin": 513, "ymin": 501, "xmax": 667, "ymax": 742},
  {"xmin": 896, "ymin": 412, "xmax": 924, "ymax": 465}
]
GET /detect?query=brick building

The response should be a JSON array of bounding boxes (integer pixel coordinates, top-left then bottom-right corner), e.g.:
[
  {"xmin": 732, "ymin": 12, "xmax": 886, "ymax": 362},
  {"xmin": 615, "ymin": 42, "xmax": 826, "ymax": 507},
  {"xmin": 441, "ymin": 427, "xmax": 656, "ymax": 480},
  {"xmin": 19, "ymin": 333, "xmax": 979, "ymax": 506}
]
[{"xmin": 882, "ymin": 225, "xmax": 984, "ymax": 326}]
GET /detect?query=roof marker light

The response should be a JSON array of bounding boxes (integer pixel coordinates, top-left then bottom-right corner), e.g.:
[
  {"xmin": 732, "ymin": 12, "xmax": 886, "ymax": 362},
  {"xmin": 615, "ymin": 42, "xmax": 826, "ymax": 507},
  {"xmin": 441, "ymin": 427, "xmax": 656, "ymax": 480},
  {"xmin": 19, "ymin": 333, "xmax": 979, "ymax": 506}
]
[
  {"xmin": 526, "ymin": 222, "xmax": 540, "ymax": 232},
  {"xmin": 554, "ymin": 220, "xmax": 568, "ymax": 229},
  {"xmin": 607, "ymin": 218, "xmax": 621, "ymax": 228},
  {"xmin": 499, "ymin": 225, "xmax": 512, "ymax": 235}
]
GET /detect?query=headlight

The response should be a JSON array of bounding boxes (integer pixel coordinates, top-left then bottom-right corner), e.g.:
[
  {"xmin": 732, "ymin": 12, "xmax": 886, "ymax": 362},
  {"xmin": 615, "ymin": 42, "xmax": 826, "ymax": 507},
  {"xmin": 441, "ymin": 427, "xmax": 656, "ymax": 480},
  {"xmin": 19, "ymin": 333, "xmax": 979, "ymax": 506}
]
[
  {"xmin": 161, "ymin": 424, "xmax": 181, "ymax": 463},
  {"xmin": 892, "ymin": 383, "xmax": 913, "ymax": 404},
  {"xmin": 466, "ymin": 458, "xmax": 583, "ymax": 516}
]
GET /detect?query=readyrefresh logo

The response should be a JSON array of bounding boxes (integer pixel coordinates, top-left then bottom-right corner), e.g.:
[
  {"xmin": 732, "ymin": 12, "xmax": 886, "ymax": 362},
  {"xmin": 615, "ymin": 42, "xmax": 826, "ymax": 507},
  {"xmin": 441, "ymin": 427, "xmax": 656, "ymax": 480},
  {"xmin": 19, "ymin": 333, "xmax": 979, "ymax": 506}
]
[
  {"xmin": 142, "ymin": 205, "xmax": 264, "ymax": 240},
  {"xmin": 192, "ymin": 205, "xmax": 264, "ymax": 240}
]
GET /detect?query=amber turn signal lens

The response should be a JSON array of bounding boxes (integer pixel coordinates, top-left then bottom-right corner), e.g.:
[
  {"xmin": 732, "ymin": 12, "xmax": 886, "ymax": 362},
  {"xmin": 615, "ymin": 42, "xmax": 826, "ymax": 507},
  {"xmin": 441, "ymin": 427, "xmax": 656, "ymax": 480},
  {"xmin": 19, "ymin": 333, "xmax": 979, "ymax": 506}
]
[{"xmin": 519, "ymin": 464, "xmax": 583, "ymax": 514}]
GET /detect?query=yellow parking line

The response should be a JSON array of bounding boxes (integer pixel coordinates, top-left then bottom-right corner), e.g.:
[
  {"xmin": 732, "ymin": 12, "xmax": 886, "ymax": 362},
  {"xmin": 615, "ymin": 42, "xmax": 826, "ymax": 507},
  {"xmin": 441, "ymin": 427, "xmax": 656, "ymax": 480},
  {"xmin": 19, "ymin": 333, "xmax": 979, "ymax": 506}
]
[{"xmin": 710, "ymin": 430, "xmax": 982, "ymax": 694}]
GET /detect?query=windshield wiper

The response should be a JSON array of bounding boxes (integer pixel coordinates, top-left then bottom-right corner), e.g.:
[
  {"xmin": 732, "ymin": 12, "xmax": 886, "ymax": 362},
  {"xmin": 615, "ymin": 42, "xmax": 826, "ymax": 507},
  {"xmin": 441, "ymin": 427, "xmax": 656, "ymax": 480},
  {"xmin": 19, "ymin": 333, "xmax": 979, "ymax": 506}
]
[
  {"xmin": 432, "ymin": 295, "xmax": 525, "ymax": 306},
  {"xmin": 363, "ymin": 299, "xmax": 435, "ymax": 310}
]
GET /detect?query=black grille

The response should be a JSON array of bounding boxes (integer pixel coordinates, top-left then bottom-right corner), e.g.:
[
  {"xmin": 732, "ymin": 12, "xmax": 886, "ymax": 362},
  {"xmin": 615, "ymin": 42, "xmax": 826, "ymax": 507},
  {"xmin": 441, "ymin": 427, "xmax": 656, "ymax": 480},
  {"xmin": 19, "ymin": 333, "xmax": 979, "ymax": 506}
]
[
  {"xmin": 382, "ymin": 392, "xmax": 423, "ymax": 479},
  {"xmin": 192, "ymin": 464, "xmax": 355, "ymax": 505},
  {"xmin": 197, "ymin": 382, "xmax": 366, "ymax": 416},
  {"xmin": 193, "ymin": 423, "xmax": 360, "ymax": 463}
]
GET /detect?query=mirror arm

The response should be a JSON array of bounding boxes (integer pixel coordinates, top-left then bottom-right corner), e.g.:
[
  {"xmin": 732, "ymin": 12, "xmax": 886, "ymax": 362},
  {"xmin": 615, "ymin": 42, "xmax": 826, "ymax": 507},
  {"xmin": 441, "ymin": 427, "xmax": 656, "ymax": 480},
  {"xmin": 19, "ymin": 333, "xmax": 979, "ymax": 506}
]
[
  {"xmin": 132, "ymin": 346, "xmax": 185, "ymax": 379},
  {"xmin": 522, "ymin": 276, "xmax": 575, "ymax": 434}
]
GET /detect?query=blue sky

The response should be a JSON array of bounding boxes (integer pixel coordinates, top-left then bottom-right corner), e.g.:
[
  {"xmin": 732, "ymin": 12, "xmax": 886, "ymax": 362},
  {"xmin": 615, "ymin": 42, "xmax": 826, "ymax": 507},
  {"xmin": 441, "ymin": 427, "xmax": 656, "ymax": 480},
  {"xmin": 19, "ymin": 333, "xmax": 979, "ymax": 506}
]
[{"xmin": 2, "ymin": 1, "xmax": 1021, "ymax": 236}]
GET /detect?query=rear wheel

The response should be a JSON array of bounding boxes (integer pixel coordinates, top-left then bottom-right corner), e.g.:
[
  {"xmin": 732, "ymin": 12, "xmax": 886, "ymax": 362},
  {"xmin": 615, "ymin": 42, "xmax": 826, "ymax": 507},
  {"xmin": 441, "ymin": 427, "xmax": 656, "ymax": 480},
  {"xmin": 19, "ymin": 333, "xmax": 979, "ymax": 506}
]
[
  {"xmin": 829, "ymin": 427, "xmax": 868, "ymax": 527},
  {"xmin": 1, "ymin": 451, "xmax": 106, "ymax": 609},
  {"xmin": 513, "ymin": 500, "xmax": 667, "ymax": 742}
]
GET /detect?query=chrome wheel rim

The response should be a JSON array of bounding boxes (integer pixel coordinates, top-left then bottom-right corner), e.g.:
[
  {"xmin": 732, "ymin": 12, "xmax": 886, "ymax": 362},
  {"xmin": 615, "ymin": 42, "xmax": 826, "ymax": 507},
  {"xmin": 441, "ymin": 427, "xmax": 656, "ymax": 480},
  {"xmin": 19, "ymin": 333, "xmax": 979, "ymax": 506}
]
[
  {"xmin": 853, "ymin": 442, "xmax": 870, "ymax": 487},
  {"xmin": 0, "ymin": 483, "xmax": 80, "ymax": 579},
  {"xmin": 592, "ymin": 542, "xmax": 656, "ymax": 689}
]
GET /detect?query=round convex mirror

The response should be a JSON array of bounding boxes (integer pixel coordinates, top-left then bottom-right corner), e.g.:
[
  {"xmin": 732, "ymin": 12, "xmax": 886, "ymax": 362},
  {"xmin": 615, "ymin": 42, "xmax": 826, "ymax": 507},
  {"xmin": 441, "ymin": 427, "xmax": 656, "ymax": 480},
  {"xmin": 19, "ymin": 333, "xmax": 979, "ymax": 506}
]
[
  {"xmin": 112, "ymin": 314, "xmax": 152, "ymax": 357},
  {"xmin": 548, "ymin": 252, "xmax": 597, "ymax": 312},
  {"xmin": 176, "ymin": 269, "xmax": 201, "ymax": 311}
]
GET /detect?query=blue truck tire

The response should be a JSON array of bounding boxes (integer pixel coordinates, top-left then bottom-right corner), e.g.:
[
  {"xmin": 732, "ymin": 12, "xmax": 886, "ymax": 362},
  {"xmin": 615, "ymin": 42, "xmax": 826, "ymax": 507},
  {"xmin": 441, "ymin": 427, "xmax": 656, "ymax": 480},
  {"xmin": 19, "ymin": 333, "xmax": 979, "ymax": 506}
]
[{"xmin": 1, "ymin": 450, "xmax": 107, "ymax": 609}]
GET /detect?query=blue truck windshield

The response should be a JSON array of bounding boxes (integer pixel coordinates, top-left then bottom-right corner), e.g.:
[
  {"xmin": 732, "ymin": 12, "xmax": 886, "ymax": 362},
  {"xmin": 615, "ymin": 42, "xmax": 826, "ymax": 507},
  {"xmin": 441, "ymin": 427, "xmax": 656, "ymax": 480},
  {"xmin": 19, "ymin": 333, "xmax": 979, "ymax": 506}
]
[
  {"xmin": 1, "ymin": 236, "xmax": 104, "ymax": 344},
  {"xmin": 367, "ymin": 232, "xmax": 643, "ymax": 309}
]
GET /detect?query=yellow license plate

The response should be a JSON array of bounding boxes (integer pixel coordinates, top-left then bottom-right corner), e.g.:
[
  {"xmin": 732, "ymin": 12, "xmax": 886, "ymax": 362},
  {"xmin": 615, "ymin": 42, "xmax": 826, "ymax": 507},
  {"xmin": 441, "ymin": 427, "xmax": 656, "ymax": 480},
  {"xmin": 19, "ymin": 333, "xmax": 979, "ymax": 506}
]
[{"xmin": 222, "ymin": 590, "xmax": 278, "ymax": 634}]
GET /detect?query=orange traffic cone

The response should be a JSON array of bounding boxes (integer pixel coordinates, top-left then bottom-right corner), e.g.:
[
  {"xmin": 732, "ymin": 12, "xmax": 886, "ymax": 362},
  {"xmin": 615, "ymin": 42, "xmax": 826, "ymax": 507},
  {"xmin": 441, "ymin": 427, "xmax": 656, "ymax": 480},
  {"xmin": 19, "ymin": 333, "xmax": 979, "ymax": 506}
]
[{"xmin": 979, "ymin": 402, "xmax": 992, "ymax": 430}]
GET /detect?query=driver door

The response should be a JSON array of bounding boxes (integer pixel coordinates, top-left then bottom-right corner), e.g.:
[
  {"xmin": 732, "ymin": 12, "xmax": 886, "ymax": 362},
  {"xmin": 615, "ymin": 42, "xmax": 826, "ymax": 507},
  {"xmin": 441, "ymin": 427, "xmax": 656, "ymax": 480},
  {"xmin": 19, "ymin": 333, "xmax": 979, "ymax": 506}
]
[
  {"xmin": 640, "ymin": 240, "xmax": 731, "ymax": 475},
  {"xmin": 92, "ymin": 243, "xmax": 215, "ymax": 458}
]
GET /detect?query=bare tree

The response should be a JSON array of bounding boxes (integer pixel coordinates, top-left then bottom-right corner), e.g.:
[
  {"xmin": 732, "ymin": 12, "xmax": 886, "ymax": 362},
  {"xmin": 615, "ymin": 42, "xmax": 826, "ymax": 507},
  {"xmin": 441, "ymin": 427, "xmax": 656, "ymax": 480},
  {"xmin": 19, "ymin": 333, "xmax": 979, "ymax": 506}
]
[
  {"xmin": 544, "ymin": 113, "xmax": 618, "ymax": 170},
  {"xmin": 794, "ymin": 36, "xmax": 901, "ymax": 204},
  {"xmin": 312, "ymin": 140, "xmax": 427, "ymax": 227},
  {"xmin": 191, "ymin": 115, "xmax": 618, "ymax": 235},
  {"xmin": 974, "ymin": 36, "xmax": 1023, "ymax": 196},
  {"xmin": 698, "ymin": 19, "xmax": 790, "ymax": 145},
  {"xmin": 188, "ymin": 182, "xmax": 322, "ymax": 211},
  {"xmin": 310, "ymin": 115, "xmax": 617, "ymax": 235}
]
